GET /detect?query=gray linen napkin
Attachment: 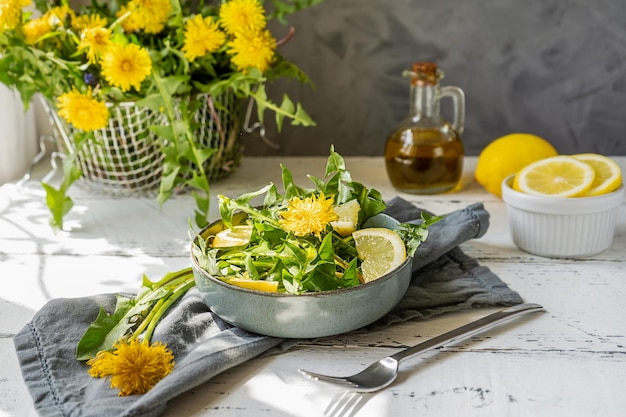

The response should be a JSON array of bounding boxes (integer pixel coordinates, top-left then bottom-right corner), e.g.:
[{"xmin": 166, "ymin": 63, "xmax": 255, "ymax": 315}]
[{"xmin": 14, "ymin": 198, "xmax": 523, "ymax": 417}]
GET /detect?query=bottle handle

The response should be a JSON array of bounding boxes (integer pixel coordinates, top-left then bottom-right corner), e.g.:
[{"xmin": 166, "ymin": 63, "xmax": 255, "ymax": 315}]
[{"xmin": 440, "ymin": 86, "xmax": 465, "ymax": 136}]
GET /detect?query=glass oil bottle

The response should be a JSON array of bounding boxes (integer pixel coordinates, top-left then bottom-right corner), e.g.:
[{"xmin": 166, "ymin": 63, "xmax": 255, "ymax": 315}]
[{"xmin": 384, "ymin": 62, "xmax": 465, "ymax": 194}]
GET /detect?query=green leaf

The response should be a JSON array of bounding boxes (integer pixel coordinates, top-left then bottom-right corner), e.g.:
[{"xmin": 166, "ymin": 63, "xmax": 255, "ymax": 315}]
[
  {"xmin": 397, "ymin": 213, "xmax": 445, "ymax": 257},
  {"xmin": 136, "ymin": 94, "xmax": 166, "ymax": 113},
  {"xmin": 151, "ymin": 124, "xmax": 175, "ymax": 142},
  {"xmin": 299, "ymin": 233, "xmax": 339, "ymax": 292},
  {"xmin": 40, "ymin": 150, "xmax": 82, "ymax": 230},
  {"xmin": 281, "ymin": 163, "xmax": 311, "ymax": 199},
  {"xmin": 41, "ymin": 182, "xmax": 74, "ymax": 231},
  {"xmin": 191, "ymin": 189, "xmax": 210, "ymax": 217},
  {"xmin": 157, "ymin": 161, "xmax": 180, "ymax": 206},
  {"xmin": 275, "ymin": 95, "xmax": 295, "ymax": 133},
  {"xmin": 76, "ymin": 295, "xmax": 135, "ymax": 360},
  {"xmin": 245, "ymin": 253, "xmax": 260, "ymax": 279},
  {"xmin": 340, "ymin": 258, "xmax": 361, "ymax": 287}
]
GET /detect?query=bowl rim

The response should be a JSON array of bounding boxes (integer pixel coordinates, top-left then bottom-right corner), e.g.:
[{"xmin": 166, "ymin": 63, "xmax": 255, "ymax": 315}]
[{"xmin": 501, "ymin": 174, "xmax": 624, "ymax": 214}]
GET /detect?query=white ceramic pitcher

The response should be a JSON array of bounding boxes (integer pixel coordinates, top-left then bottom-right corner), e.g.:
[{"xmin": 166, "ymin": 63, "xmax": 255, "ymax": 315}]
[{"xmin": 0, "ymin": 85, "xmax": 37, "ymax": 184}]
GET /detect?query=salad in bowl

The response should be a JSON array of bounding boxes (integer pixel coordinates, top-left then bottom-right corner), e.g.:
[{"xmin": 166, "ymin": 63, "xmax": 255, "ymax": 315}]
[{"xmin": 190, "ymin": 147, "xmax": 441, "ymax": 337}]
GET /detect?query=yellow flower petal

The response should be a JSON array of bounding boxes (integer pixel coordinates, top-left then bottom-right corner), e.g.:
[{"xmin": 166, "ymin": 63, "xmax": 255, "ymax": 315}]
[
  {"xmin": 100, "ymin": 43, "xmax": 152, "ymax": 92},
  {"xmin": 88, "ymin": 340, "xmax": 175, "ymax": 397},
  {"xmin": 0, "ymin": 0, "xmax": 31, "ymax": 30},
  {"xmin": 182, "ymin": 14, "xmax": 226, "ymax": 62},
  {"xmin": 23, "ymin": 17, "xmax": 51, "ymax": 45},
  {"xmin": 227, "ymin": 29, "xmax": 276, "ymax": 73},
  {"xmin": 87, "ymin": 350, "xmax": 116, "ymax": 378},
  {"xmin": 57, "ymin": 88, "xmax": 109, "ymax": 131},
  {"xmin": 79, "ymin": 27, "xmax": 112, "ymax": 64},
  {"xmin": 122, "ymin": 0, "xmax": 171, "ymax": 34},
  {"xmin": 219, "ymin": 0, "xmax": 266, "ymax": 36},
  {"xmin": 279, "ymin": 192, "xmax": 338, "ymax": 239},
  {"xmin": 72, "ymin": 13, "xmax": 108, "ymax": 32}
]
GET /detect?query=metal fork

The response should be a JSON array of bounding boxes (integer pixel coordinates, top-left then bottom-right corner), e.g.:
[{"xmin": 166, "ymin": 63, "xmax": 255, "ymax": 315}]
[{"xmin": 299, "ymin": 303, "xmax": 544, "ymax": 392}]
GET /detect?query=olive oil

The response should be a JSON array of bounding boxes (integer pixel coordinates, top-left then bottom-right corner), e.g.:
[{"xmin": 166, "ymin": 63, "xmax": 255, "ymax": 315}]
[
  {"xmin": 385, "ymin": 128, "xmax": 464, "ymax": 194},
  {"xmin": 384, "ymin": 62, "xmax": 465, "ymax": 194}
]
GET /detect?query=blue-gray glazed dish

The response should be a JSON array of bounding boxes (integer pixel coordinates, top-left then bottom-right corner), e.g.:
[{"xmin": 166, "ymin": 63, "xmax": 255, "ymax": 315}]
[{"xmin": 191, "ymin": 213, "xmax": 414, "ymax": 339}]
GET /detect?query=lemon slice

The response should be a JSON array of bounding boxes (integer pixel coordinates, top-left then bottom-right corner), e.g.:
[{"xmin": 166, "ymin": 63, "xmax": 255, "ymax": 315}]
[
  {"xmin": 211, "ymin": 225, "xmax": 253, "ymax": 248},
  {"xmin": 513, "ymin": 156, "xmax": 595, "ymax": 197},
  {"xmin": 572, "ymin": 153, "xmax": 622, "ymax": 196},
  {"xmin": 227, "ymin": 278, "xmax": 279, "ymax": 292},
  {"xmin": 331, "ymin": 199, "xmax": 361, "ymax": 236},
  {"xmin": 352, "ymin": 228, "xmax": 406, "ymax": 282}
]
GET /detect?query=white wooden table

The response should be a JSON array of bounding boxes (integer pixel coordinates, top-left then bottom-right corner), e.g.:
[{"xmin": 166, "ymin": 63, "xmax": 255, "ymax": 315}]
[{"xmin": 1, "ymin": 156, "xmax": 625, "ymax": 417}]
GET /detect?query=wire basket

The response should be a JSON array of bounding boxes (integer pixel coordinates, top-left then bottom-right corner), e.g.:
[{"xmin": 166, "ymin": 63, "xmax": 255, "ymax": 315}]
[{"xmin": 43, "ymin": 92, "xmax": 244, "ymax": 196}]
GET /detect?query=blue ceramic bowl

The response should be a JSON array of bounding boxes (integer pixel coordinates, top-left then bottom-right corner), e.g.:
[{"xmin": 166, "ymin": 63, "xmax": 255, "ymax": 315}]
[{"xmin": 191, "ymin": 213, "xmax": 413, "ymax": 338}]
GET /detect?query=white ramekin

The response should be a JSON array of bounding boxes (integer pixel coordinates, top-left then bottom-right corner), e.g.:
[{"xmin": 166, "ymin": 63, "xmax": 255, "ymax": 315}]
[{"xmin": 501, "ymin": 175, "xmax": 624, "ymax": 258}]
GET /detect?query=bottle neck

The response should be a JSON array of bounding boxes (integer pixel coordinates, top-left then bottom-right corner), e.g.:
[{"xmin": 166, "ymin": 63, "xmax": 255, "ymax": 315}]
[{"xmin": 409, "ymin": 83, "xmax": 440, "ymax": 118}]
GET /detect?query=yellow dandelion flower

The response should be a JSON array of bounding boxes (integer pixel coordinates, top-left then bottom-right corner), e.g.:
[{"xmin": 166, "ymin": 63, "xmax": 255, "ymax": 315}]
[
  {"xmin": 116, "ymin": 5, "xmax": 142, "ymax": 33},
  {"xmin": 72, "ymin": 13, "xmax": 107, "ymax": 32},
  {"xmin": 182, "ymin": 14, "xmax": 226, "ymax": 62},
  {"xmin": 227, "ymin": 29, "xmax": 276, "ymax": 73},
  {"xmin": 100, "ymin": 42, "xmax": 152, "ymax": 92},
  {"xmin": 87, "ymin": 340, "xmax": 175, "ymax": 397},
  {"xmin": 23, "ymin": 17, "xmax": 51, "ymax": 45},
  {"xmin": 122, "ymin": 0, "xmax": 171, "ymax": 34},
  {"xmin": 219, "ymin": 0, "xmax": 266, "ymax": 36},
  {"xmin": 57, "ymin": 88, "xmax": 109, "ymax": 131},
  {"xmin": 0, "ymin": 0, "xmax": 31, "ymax": 30},
  {"xmin": 79, "ymin": 26, "xmax": 111, "ymax": 64},
  {"xmin": 279, "ymin": 192, "xmax": 338, "ymax": 239}
]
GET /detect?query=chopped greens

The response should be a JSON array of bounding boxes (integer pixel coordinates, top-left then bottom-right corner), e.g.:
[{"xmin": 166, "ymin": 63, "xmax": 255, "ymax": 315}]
[{"xmin": 192, "ymin": 146, "xmax": 442, "ymax": 294}]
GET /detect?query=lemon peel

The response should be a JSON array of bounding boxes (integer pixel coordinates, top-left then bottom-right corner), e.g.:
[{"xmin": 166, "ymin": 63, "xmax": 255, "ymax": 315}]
[{"xmin": 572, "ymin": 153, "xmax": 622, "ymax": 196}]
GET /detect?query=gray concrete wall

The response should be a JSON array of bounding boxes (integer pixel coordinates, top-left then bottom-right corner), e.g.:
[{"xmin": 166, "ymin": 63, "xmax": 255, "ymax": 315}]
[{"xmin": 245, "ymin": 0, "xmax": 626, "ymax": 156}]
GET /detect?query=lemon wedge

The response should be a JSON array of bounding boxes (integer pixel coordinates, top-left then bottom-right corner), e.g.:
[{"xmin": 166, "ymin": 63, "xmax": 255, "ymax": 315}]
[
  {"xmin": 352, "ymin": 228, "xmax": 406, "ymax": 282},
  {"xmin": 211, "ymin": 225, "xmax": 253, "ymax": 248},
  {"xmin": 227, "ymin": 278, "xmax": 279, "ymax": 292},
  {"xmin": 572, "ymin": 153, "xmax": 622, "ymax": 196},
  {"xmin": 331, "ymin": 199, "xmax": 361, "ymax": 236},
  {"xmin": 513, "ymin": 156, "xmax": 595, "ymax": 197}
]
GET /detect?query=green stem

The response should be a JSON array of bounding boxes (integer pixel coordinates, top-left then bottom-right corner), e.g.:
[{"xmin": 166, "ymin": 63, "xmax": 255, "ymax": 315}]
[
  {"xmin": 222, "ymin": 258, "xmax": 276, "ymax": 269},
  {"xmin": 250, "ymin": 90, "xmax": 312, "ymax": 126},
  {"xmin": 143, "ymin": 278, "xmax": 196, "ymax": 342},
  {"xmin": 130, "ymin": 298, "xmax": 165, "ymax": 341},
  {"xmin": 153, "ymin": 72, "xmax": 211, "ymax": 224},
  {"xmin": 224, "ymin": 198, "xmax": 281, "ymax": 228},
  {"xmin": 151, "ymin": 267, "xmax": 193, "ymax": 289},
  {"xmin": 129, "ymin": 268, "xmax": 195, "ymax": 340}
]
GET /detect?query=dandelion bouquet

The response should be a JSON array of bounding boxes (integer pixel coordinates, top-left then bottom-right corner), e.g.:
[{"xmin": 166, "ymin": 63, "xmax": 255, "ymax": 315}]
[{"xmin": 0, "ymin": 0, "xmax": 319, "ymax": 229}]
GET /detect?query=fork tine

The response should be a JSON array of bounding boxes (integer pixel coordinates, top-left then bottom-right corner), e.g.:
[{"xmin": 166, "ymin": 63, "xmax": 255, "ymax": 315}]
[{"xmin": 298, "ymin": 369, "xmax": 359, "ymax": 388}]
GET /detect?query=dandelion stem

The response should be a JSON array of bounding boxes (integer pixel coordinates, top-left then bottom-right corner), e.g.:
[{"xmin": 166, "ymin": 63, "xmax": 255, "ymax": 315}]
[{"xmin": 143, "ymin": 276, "xmax": 196, "ymax": 342}]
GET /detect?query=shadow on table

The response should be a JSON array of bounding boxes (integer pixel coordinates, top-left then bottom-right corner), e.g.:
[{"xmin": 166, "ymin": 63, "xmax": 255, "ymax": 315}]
[{"xmin": 324, "ymin": 391, "xmax": 373, "ymax": 417}]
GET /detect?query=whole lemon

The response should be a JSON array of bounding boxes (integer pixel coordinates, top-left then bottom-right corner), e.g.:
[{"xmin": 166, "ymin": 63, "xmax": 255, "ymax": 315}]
[{"xmin": 475, "ymin": 133, "xmax": 558, "ymax": 197}]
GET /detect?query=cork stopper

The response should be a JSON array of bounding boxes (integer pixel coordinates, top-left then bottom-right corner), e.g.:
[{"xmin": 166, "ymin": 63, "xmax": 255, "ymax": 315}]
[{"xmin": 404, "ymin": 62, "xmax": 442, "ymax": 85}]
